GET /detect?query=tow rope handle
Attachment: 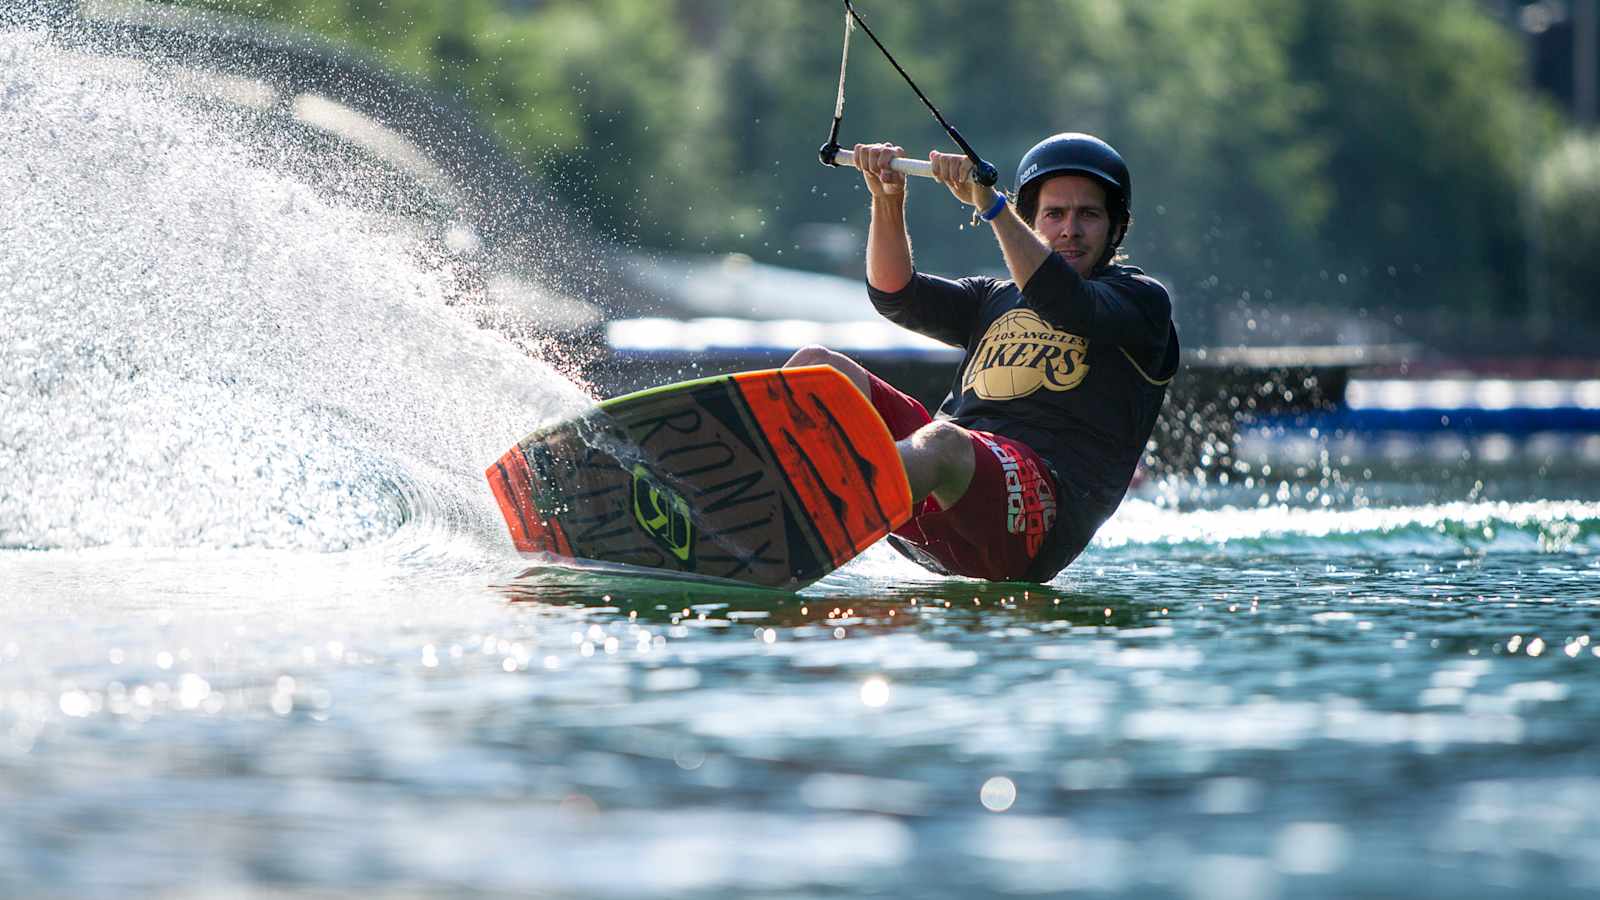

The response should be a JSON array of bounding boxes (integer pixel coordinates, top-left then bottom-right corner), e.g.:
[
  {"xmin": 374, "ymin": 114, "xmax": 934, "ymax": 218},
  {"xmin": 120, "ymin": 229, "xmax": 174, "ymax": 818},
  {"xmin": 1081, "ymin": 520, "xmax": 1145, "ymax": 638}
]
[
  {"xmin": 817, "ymin": 1, "xmax": 1000, "ymax": 188},
  {"xmin": 821, "ymin": 146, "xmax": 990, "ymax": 184}
]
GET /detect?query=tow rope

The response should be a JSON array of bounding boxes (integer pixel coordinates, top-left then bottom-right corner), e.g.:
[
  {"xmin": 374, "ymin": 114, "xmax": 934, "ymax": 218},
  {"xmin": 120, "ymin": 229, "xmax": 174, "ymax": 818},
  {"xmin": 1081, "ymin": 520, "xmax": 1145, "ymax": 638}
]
[{"xmin": 817, "ymin": 0, "xmax": 998, "ymax": 187}]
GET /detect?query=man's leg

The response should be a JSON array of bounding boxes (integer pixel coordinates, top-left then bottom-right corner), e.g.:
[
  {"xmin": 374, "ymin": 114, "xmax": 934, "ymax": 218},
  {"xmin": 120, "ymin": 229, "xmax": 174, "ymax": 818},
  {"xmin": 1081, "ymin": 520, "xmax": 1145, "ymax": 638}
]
[
  {"xmin": 783, "ymin": 345, "xmax": 872, "ymax": 398},
  {"xmin": 899, "ymin": 421, "xmax": 976, "ymax": 508},
  {"xmin": 783, "ymin": 345, "xmax": 974, "ymax": 507}
]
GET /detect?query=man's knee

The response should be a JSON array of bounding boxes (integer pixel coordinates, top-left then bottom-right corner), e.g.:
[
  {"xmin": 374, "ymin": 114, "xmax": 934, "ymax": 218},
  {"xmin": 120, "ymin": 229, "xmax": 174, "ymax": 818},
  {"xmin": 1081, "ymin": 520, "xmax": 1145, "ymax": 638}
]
[
  {"xmin": 785, "ymin": 344, "xmax": 845, "ymax": 369},
  {"xmin": 912, "ymin": 420, "xmax": 972, "ymax": 464},
  {"xmin": 900, "ymin": 420, "xmax": 976, "ymax": 506},
  {"xmin": 784, "ymin": 345, "xmax": 871, "ymax": 397}
]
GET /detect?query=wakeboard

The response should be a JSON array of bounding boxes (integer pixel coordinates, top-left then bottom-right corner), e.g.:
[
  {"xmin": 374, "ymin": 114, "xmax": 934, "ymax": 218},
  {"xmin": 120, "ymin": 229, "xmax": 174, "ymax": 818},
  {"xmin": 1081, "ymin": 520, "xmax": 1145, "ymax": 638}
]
[{"xmin": 486, "ymin": 366, "xmax": 912, "ymax": 590}]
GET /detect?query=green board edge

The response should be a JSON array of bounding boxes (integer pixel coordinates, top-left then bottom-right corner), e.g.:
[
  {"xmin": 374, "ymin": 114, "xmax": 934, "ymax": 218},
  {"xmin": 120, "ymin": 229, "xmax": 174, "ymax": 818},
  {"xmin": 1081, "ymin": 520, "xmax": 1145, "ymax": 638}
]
[{"xmin": 596, "ymin": 370, "xmax": 738, "ymax": 411}]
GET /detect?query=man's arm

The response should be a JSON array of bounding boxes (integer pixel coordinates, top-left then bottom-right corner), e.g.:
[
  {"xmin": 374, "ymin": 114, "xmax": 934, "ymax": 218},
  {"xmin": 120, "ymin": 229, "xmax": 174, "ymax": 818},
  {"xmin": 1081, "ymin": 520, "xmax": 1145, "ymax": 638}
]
[
  {"xmin": 857, "ymin": 144, "xmax": 985, "ymax": 348},
  {"xmin": 983, "ymin": 192, "xmax": 1052, "ymax": 292},
  {"xmin": 923, "ymin": 151, "xmax": 1051, "ymax": 291},
  {"xmin": 867, "ymin": 193, "xmax": 914, "ymax": 293},
  {"xmin": 853, "ymin": 143, "xmax": 914, "ymax": 293}
]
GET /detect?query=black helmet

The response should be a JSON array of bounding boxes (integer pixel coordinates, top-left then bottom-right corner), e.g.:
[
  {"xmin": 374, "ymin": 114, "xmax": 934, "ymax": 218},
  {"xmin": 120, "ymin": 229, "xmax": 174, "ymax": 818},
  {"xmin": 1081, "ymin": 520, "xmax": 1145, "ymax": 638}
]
[{"xmin": 1014, "ymin": 133, "xmax": 1132, "ymax": 258}]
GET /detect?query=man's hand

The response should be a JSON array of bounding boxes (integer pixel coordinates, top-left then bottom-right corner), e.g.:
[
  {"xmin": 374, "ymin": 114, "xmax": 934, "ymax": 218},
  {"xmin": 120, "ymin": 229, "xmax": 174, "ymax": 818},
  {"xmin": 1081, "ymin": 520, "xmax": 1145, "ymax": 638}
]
[
  {"xmin": 929, "ymin": 150, "xmax": 998, "ymax": 210},
  {"xmin": 854, "ymin": 142, "xmax": 908, "ymax": 198}
]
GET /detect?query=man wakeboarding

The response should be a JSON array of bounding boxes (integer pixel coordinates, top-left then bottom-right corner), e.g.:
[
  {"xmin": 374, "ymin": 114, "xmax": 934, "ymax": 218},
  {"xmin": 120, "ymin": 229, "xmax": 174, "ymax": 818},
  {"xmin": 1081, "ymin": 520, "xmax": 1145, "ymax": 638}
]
[{"xmin": 786, "ymin": 133, "xmax": 1179, "ymax": 583}]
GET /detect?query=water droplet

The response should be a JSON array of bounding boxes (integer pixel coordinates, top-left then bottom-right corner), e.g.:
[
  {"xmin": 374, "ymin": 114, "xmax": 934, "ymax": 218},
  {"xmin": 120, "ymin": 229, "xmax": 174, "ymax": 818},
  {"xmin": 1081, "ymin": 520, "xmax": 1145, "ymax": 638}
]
[
  {"xmin": 980, "ymin": 776, "xmax": 1016, "ymax": 812},
  {"xmin": 860, "ymin": 676, "xmax": 890, "ymax": 707}
]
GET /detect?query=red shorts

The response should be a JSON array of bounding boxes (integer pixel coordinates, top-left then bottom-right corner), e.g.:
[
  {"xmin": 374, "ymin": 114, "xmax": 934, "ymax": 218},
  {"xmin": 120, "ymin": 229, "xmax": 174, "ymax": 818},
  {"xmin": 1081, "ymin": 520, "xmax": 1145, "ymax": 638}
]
[{"xmin": 868, "ymin": 373, "xmax": 1058, "ymax": 581}]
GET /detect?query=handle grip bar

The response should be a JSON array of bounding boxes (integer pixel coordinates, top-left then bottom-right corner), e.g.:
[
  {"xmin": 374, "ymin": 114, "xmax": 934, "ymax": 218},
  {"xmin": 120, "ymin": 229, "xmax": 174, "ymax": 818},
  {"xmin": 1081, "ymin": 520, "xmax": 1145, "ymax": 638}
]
[{"xmin": 820, "ymin": 144, "xmax": 999, "ymax": 186}]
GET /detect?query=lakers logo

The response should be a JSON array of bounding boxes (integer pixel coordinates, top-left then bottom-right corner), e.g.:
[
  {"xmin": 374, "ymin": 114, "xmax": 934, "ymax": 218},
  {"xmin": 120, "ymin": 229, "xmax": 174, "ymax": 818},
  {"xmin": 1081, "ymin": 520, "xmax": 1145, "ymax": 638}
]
[
  {"xmin": 631, "ymin": 464, "xmax": 695, "ymax": 565},
  {"xmin": 961, "ymin": 309, "xmax": 1089, "ymax": 400}
]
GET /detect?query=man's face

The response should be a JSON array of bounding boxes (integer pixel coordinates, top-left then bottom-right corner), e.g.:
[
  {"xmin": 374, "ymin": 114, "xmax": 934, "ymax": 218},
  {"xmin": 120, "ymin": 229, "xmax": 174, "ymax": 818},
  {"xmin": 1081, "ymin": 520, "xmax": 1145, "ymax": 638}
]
[{"xmin": 1030, "ymin": 175, "xmax": 1113, "ymax": 278}]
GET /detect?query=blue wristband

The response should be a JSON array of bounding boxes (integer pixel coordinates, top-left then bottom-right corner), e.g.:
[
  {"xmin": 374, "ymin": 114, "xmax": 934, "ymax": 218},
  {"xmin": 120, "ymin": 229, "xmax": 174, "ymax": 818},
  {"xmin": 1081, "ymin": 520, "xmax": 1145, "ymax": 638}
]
[{"xmin": 978, "ymin": 192, "xmax": 1007, "ymax": 222}]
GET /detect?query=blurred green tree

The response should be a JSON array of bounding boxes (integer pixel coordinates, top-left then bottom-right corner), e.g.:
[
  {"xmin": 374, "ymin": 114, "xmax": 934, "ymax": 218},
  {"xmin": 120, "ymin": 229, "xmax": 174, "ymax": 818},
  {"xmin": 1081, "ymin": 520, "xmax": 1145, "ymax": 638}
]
[
  {"xmin": 158, "ymin": 0, "xmax": 1574, "ymax": 345},
  {"xmin": 1536, "ymin": 132, "xmax": 1600, "ymax": 327},
  {"xmin": 1286, "ymin": 0, "xmax": 1550, "ymax": 331}
]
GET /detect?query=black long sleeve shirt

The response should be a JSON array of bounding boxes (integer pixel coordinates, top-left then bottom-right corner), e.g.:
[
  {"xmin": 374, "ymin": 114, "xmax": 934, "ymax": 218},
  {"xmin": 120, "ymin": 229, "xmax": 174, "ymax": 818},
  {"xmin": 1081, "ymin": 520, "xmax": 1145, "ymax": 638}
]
[{"xmin": 867, "ymin": 251, "xmax": 1179, "ymax": 579}]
